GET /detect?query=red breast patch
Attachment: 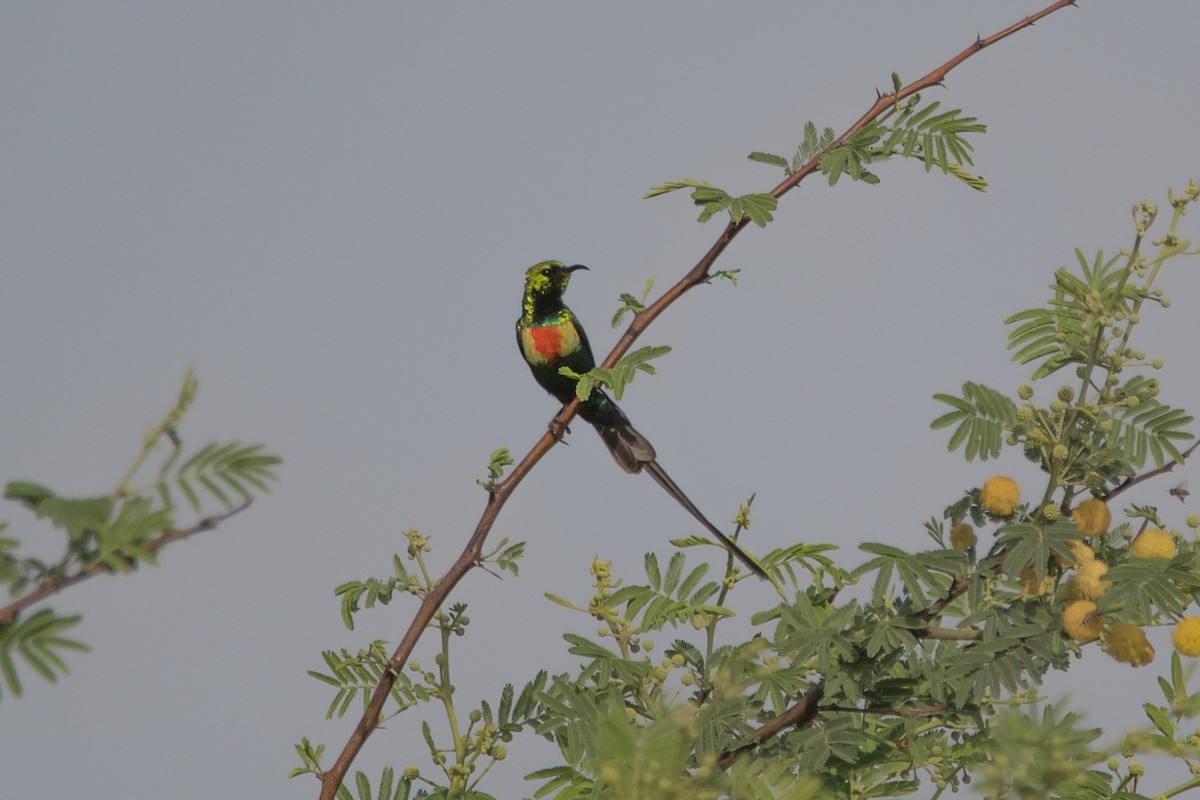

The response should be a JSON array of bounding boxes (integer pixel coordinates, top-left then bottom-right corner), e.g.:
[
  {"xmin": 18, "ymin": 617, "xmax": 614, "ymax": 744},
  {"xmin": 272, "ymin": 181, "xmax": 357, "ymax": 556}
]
[{"xmin": 529, "ymin": 325, "xmax": 564, "ymax": 360}]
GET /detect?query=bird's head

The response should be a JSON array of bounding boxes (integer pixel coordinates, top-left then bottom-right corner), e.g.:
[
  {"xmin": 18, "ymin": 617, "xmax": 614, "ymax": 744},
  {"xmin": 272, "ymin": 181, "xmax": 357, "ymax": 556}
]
[{"xmin": 523, "ymin": 260, "xmax": 589, "ymax": 300}]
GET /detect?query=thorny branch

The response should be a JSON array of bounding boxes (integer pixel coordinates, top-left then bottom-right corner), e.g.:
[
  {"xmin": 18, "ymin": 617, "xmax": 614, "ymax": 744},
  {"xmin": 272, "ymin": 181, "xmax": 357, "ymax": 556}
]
[
  {"xmin": 0, "ymin": 501, "xmax": 252, "ymax": 626},
  {"xmin": 318, "ymin": 3, "xmax": 1078, "ymax": 796}
]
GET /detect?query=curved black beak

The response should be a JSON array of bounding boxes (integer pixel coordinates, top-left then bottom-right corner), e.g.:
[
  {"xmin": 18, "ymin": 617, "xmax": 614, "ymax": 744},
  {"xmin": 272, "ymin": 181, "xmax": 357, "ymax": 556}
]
[{"xmin": 565, "ymin": 264, "xmax": 590, "ymax": 273}]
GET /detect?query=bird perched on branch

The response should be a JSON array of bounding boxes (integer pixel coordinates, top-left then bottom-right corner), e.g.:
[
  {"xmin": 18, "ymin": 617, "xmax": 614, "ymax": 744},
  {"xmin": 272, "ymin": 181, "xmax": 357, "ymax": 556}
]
[{"xmin": 516, "ymin": 260, "xmax": 766, "ymax": 579}]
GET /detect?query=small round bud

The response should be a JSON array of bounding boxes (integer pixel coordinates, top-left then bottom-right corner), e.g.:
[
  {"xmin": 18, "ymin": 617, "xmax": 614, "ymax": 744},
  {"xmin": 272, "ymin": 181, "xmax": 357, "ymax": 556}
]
[
  {"xmin": 469, "ymin": 709, "xmax": 482, "ymax": 723},
  {"xmin": 1052, "ymin": 444, "xmax": 1069, "ymax": 461},
  {"xmin": 1042, "ymin": 504, "xmax": 1061, "ymax": 521},
  {"xmin": 1017, "ymin": 383, "xmax": 1034, "ymax": 400},
  {"xmin": 1187, "ymin": 514, "xmax": 1199, "ymax": 529},
  {"xmin": 1050, "ymin": 400, "xmax": 1067, "ymax": 414},
  {"xmin": 671, "ymin": 653, "xmax": 685, "ymax": 667},
  {"xmin": 1057, "ymin": 386, "xmax": 1075, "ymax": 402},
  {"xmin": 1152, "ymin": 358, "xmax": 1164, "ymax": 369},
  {"xmin": 1017, "ymin": 406, "xmax": 1036, "ymax": 423},
  {"xmin": 642, "ymin": 638, "xmax": 654, "ymax": 652},
  {"xmin": 403, "ymin": 766, "xmax": 420, "ymax": 781},
  {"xmin": 491, "ymin": 745, "xmax": 507, "ymax": 760}
]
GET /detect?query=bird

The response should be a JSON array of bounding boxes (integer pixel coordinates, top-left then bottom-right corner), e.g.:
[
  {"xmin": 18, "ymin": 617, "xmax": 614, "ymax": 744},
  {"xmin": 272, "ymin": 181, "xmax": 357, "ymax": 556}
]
[{"xmin": 515, "ymin": 259, "xmax": 767, "ymax": 580}]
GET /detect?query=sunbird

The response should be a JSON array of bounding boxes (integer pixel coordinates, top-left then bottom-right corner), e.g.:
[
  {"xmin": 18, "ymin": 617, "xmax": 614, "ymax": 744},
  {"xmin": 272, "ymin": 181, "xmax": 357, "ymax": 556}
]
[{"xmin": 516, "ymin": 260, "xmax": 766, "ymax": 579}]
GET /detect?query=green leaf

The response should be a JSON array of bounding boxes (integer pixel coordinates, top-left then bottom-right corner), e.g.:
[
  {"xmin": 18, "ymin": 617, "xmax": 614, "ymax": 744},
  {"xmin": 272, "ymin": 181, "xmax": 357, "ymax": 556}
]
[
  {"xmin": 747, "ymin": 151, "xmax": 790, "ymax": 171},
  {"xmin": 154, "ymin": 441, "xmax": 280, "ymax": 513},
  {"xmin": 0, "ymin": 610, "xmax": 88, "ymax": 700},
  {"xmin": 4, "ymin": 482, "xmax": 112, "ymax": 545},
  {"xmin": 931, "ymin": 382, "xmax": 1017, "ymax": 461}
]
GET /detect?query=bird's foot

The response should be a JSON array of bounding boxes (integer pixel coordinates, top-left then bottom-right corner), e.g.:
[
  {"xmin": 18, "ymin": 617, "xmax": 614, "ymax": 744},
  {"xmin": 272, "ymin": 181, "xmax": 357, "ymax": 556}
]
[{"xmin": 549, "ymin": 415, "xmax": 572, "ymax": 443}]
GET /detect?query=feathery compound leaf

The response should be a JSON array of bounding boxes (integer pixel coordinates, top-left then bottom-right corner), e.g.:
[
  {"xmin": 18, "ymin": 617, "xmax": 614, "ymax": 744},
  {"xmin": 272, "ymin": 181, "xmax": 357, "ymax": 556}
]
[
  {"xmin": 89, "ymin": 497, "xmax": 173, "ymax": 572},
  {"xmin": 4, "ymin": 482, "xmax": 112, "ymax": 545},
  {"xmin": 573, "ymin": 345, "xmax": 672, "ymax": 401},
  {"xmin": 931, "ymin": 382, "xmax": 1017, "ymax": 461},
  {"xmin": 0, "ymin": 610, "xmax": 88, "ymax": 701},
  {"xmin": 1108, "ymin": 399, "xmax": 1194, "ymax": 468},
  {"xmin": 156, "ymin": 441, "xmax": 280, "ymax": 513},
  {"xmin": 730, "ymin": 193, "xmax": 778, "ymax": 228},
  {"xmin": 747, "ymin": 151, "xmax": 790, "ymax": 171}
]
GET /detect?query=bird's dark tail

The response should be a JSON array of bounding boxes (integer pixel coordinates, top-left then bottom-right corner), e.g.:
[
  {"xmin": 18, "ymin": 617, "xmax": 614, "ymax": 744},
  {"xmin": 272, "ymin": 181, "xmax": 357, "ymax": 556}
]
[
  {"xmin": 642, "ymin": 461, "xmax": 768, "ymax": 580},
  {"xmin": 586, "ymin": 403, "xmax": 768, "ymax": 580}
]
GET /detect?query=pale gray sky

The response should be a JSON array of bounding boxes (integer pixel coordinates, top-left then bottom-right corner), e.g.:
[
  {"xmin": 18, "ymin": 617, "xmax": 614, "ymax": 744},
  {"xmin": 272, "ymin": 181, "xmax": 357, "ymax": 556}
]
[{"xmin": 3, "ymin": 3, "xmax": 1199, "ymax": 798}]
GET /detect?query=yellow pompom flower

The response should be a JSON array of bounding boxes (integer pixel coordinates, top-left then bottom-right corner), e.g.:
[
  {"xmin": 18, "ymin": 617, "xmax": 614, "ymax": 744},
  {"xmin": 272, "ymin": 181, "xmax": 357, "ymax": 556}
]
[
  {"xmin": 1172, "ymin": 617, "xmax": 1200, "ymax": 657},
  {"xmin": 1054, "ymin": 540, "xmax": 1096, "ymax": 569},
  {"xmin": 1071, "ymin": 560, "xmax": 1111, "ymax": 601},
  {"xmin": 1020, "ymin": 565, "xmax": 1052, "ymax": 597},
  {"xmin": 1130, "ymin": 529, "xmax": 1176, "ymax": 559},
  {"xmin": 1072, "ymin": 498, "xmax": 1112, "ymax": 538},
  {"xmin": 950, "ymin": 523, "xmax": 977, "ymax": 551},
  {"xmin": 1105, "ymin": 624, "xmax": 1155, "ymax": 667},
  {"xmin": 1062, "ymin": 600, "xmax": 1103, "ymax": 643},
  {"xmin": 981, "ymin": 476, "xmax": 1021, "ymax": 517}
]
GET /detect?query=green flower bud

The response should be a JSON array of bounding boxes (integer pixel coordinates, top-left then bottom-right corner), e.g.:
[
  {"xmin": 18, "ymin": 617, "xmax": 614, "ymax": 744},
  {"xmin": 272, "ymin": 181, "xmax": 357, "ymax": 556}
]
[
  {"xmin": 1057, "ymin": 386, "xmax": 1074, "ymax": 402},
  {"xmin": 1017, "ymin": 406, "xmax": 1036, "ymax": 423},
  {"xmin": 1018, "ymin": 383, "xmax": 1034, "ymax": 400},
  {"xmin": 469, "ymin": 709, "xmax": 482, "ymax": 723},
  {"xmin": 1052, "ymin": 444, "xmax": 1069, "ymax": 461},
  {"xmin": 1042, "ymin": 504, "xmax": 1061, "ymax": 521},
  {"xmin": 1152, "ymin": 358, "xmax": 1164, "ymax": 369},
  {"xmin": 492, "ymin": 745, "xmax": 507, "ymax": 760},
  {"xmin": 403, "ymin": 766, "xmax": 420, "ymax": 781},
  {"xmin": 1186, "ymin": 514, "xmax": 1199, "ymax": 529}
]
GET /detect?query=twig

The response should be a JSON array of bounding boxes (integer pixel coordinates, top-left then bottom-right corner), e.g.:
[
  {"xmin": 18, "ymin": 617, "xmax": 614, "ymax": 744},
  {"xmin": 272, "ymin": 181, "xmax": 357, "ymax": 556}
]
[
  {"xmin": 1102, "ymin": 438, "xmax": 1199, "ymax": 503},
  {"xmin": 715, "ymin": 685, "xmax": 824, "ymax": 771},
  {"xmin": 318, "ymin": 3, "xmax": 1077, "ymax": 796},
  {"xmin": 0, "ymin": 501, "xmax": 252, "ymax": 626}
]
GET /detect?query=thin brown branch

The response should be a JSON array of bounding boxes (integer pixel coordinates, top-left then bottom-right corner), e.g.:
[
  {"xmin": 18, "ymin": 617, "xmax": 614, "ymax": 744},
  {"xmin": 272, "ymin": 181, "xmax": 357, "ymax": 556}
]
[
  {"xmin": 0, "ymin": 500, "xmax": 252, "ymax": 626},
  {"xmin": 716, "ymin": 684, "xmax": 824, "ymax": 771},
  {"xmin": 1102, "ymin": 438, "xmax": 1199, "ymax": 504},
  {"xmin": 318, "ymin": 3, "xmax": 1077, "ymax": 796}
]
